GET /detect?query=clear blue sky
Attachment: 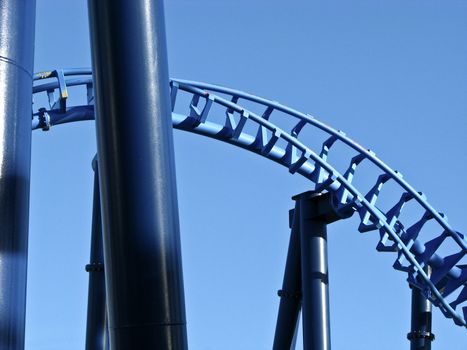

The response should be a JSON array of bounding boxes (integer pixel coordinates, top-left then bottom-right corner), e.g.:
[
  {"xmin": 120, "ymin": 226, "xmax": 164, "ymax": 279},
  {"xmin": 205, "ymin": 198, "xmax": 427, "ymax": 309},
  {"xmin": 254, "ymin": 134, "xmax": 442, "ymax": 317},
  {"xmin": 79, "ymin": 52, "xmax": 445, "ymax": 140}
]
[{"xmin": 28, "ymin": 1, "xmax": 467, "ymax": 349}]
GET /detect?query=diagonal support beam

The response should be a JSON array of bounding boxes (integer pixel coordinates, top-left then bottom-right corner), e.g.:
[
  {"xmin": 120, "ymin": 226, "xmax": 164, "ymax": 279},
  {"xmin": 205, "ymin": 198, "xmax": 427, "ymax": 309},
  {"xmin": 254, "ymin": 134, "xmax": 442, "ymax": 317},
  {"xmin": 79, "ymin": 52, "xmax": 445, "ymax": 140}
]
[
  {"xmin": 273, "ymin": 206, "xmax": 303, "ymax": 350},
  {"xmin": 85, "ymin": 158, "xmax": 108, "ymax": 350}
]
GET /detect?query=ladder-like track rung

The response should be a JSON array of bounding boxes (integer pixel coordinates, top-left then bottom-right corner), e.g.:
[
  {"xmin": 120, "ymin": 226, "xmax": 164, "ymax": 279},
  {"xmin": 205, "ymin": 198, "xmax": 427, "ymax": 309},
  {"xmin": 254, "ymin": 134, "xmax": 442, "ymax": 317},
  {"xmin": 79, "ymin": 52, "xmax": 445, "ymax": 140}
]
[
  {"xmin": 358, "ymin": 206, "xmax": 385, "ymax": 233},
  {"xmin": 261, "ymin": 130, "xmax": 281, "ymax": 155},
  {"xmin": 232, "ymin": 111, "xmax": 249, "ymax": 140},
  {"xmin": 289, "ymin": 149, "xmax": 311, "ymax": 174},
  {"xmin": 314, "ymin": 173, "xmax": 338, "ymax": 192},
  {"xmin": 402, "ymin": 211, "xmax": 434, "ymax": 245},
  {"xmin": 385, "ymin": 192, "xmax": 414, "ymax": 228},
  {"xmin": 86, "ymin": 83, "xmax": 94, "ymax": 104},
  {"xmin": 335, "ymin": 154, "xmax": 366, "ymax": 206},
  {"xmin": 170, "ymin": 81, "xmax": 179, "ymax": 111}
]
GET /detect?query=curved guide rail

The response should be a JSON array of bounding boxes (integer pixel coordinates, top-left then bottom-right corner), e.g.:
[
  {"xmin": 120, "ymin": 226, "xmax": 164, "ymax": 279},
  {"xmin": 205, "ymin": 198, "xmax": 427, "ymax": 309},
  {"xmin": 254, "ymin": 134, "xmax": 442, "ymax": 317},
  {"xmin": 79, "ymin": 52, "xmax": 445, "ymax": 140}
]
[{"xmin": 32, "ymin": 69, "xmax": 467, "ymax": 328}]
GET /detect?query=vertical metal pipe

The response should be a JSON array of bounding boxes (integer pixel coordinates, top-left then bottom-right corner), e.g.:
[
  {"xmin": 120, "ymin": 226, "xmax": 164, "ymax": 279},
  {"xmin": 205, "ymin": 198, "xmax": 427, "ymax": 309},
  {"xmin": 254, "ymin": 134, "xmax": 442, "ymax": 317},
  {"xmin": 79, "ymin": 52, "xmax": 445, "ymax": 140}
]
[
  {"xmin": 407, "ymin": 267, "xmax": 434, "ymax": 350},
  {"xmin": 0, "ymin": 1, "xmax": 35, "ymax": 349},
  {"xmin": 87, "ymin": 0, "xmax": 187, "ymax": 348},
  {"xmin": 273, "ymin": 205, "xmax": 302, "ymax": 350},
  {"xmin": 298, "ymin": 194, "xmax": 331, "ymax": 350},
  {"xmin": 85, "ymin": 159, "xmax": 107, "ymax": 350}
]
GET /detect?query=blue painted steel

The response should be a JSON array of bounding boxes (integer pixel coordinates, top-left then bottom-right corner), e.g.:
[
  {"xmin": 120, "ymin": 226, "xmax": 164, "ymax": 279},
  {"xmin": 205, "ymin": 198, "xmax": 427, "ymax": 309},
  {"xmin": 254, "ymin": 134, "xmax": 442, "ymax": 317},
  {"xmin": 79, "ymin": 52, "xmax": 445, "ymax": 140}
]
[
  {"xmin": 31, "ymin": 69, "xmax": 467, "ymax": 328},
  {"xmin": 85, "ymin": 158, "xmax": 108, "ymax": 350},
  {"xmin": 273, "ymin": 207, "xmax": 302, "ymax": 350},
  {"xmin": 0, "ymin": 1, "xmax": 36, "ymax": 348},
  {"xmin": 274, "ymin": 192, "xmax": 343, "ymax": 350},
  {"xmin": 87, "ymin": 0, "xmax": 188, "ymax": 348},
  {"xmin": 297, "ymin": 192, "xmax": 332, "ymax": 350},
  {"xmin": 408, "ymin": 267, "xmax": 434, "ymax": 350}
]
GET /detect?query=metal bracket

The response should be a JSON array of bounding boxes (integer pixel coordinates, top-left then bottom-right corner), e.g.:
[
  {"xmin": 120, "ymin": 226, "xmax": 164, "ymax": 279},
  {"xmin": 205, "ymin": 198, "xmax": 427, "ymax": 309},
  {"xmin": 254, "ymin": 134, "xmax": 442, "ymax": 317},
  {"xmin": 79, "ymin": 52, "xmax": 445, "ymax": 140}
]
[
  {"xmin": 38, "ymin": 108, "xmax": 51, "ymax": 131},
  {"xmin": 407, "ymin": 330, "xmax": 435, "ymax": 341},
  {"xmin": 277, "ymin": 289, "xmax": 302, "ymax": 300},
  {"xmin": 85, "ymin": 263, "xmax": 104, "ymax": 273},
  {"xmin": 291, "ymin": 190, "xmax": 353, "ymax": 224}
]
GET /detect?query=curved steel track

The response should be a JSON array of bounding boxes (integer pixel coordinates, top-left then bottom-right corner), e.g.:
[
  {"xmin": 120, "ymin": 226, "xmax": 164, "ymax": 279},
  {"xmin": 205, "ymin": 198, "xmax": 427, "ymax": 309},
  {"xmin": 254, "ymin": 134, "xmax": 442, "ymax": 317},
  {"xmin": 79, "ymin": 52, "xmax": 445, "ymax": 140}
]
[{"xmin": 32, "ymin": 68, "xmax": 467, "ymax": 328}]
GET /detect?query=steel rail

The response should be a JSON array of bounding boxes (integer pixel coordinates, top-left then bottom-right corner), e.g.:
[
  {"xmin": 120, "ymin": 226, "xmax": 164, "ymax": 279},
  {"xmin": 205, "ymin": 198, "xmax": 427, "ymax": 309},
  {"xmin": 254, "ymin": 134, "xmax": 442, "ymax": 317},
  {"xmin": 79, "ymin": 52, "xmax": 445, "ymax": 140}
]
[{"xmin": 32, "ymin": 69, "xmax": 467, "ymax": 328}]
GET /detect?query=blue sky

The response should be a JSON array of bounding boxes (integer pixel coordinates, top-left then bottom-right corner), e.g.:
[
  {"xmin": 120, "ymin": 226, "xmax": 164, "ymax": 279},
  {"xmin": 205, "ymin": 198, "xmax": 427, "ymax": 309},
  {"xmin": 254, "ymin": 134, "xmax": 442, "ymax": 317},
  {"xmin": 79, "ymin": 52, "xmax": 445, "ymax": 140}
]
[{"xmin": 28, "ymin": 1, "xmax": 467, "ymax": 349}]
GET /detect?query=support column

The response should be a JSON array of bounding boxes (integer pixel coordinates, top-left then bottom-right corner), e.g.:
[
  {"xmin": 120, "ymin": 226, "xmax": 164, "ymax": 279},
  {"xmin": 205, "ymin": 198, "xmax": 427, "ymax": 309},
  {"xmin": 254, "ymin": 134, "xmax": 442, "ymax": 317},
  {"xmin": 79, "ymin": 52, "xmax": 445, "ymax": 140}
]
[
  {"xmin": 87, "ymin": 0, "xmax": 187, "ymax": 349},
  {"xmin": 273, "ymin": 205, "xmax": 302, "ymax": 350},
  {"xmin": 407, "ymin": 267, "xmax": 434, "ymax": 350},
  {"xmin": 273, "ymin": 191, "xmax": 351, "ymax": 349},
  {"xmin": 85, "ymin": 158, "xmax": 108, "ymax": 350},
  {"xmin": 0, "ymin": 1, "xmax": 36, "ymax": 349},
  {"xmin": 298, "ymin": 193, "xmax": 331, "ymax": 350}
]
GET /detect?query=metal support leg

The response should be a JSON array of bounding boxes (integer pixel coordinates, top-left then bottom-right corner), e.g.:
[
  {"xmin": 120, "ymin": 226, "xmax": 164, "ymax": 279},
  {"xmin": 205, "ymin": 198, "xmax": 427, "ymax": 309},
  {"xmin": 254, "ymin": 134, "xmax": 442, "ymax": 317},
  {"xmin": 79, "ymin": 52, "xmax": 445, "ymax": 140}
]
[
  {"xmin": 273, "ymin": 206, "xmax": 302, "ymax": 350},
  {"xmin": 407, "ymin": 267, "xmax": 434, "ymax": 350},
  {"xmin": 88, "ymin": 0, "xmax": 187, "ymax": 348},
  {"xmin": 85, "ymin": 159, "xmax": 108, "ymax": 350},
  {"xmin": 0, "ymin": 1, "xmax": 36, "ymax": 349},
  {"xmin": 273, "ymin": 191, "xmax": 350, "ymax": 349},
  {"xmin": 298, "ymin": 193, "xmax": 331, "ymax": 350}
]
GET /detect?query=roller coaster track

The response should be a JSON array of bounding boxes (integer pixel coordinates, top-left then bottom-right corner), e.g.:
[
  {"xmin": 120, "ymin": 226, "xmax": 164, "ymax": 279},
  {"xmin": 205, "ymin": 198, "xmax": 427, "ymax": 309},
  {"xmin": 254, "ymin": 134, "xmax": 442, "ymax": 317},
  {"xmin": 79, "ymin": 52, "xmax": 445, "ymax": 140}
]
[{"xmin": 32, "ymin": 68, "xmax": 467, "ymax": 328}]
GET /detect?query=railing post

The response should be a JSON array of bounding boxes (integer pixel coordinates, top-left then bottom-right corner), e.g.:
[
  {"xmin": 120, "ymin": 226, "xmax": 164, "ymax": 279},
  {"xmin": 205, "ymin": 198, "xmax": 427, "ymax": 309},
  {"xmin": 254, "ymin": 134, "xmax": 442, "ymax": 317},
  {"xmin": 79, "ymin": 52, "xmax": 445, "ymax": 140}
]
[
  {"xmin": 0, "ymin": 1, "xmax": 36, "ymax": 348},
  {"xmin": 87, "ymin": 0, "xmax": 187, "ymax": 348},
  {"xmin": 85, "ymin": 158, "xmax": 108, "ymax": 350}
]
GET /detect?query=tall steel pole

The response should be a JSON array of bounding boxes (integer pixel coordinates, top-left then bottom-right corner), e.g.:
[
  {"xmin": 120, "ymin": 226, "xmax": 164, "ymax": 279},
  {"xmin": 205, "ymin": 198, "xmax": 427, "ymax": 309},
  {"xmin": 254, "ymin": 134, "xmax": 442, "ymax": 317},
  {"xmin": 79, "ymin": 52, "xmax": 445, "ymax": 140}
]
[
  {"xmin": 296, "ymin": 192, "xmax": 338, "ymax": 350},
  {"xmin": 273, "ymin": 206, "xmax": 302, "ymax": 350},
  {"xmin": 0, "ymin": 1, "xmax": 35, "ymax": 349},
  {"xmin": 407, "ymin": 267, "xmax": 434, "ymax": 350},
  {"xmin": 274, "ymin": 191, "xmax": 349, "ymax": 349},
  {"xmin": 87, "ymin": 1, "xmax": 188, "ymax": 349},
  {"xmin": 85, "ymin": 159, "xmax": 108, "ymax": 350},
  {"xmin": 299, "ymin": 210, "xmax": 330, "ymax": 349}
]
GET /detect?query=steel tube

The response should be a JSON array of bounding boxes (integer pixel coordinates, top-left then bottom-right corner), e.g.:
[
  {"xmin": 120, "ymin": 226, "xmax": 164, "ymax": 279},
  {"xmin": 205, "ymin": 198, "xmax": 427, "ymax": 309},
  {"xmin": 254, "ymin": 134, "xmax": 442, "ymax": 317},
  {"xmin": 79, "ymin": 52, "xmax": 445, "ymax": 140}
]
[
  {"xmin": 298, "ymin": 194, "xmax": 331, "ymax": 350},
  {"xmin": 0, "ymin": 1, "xmax": 35, "ymax": 348},
  {"xmin": 85, "ymin": 159, "xmax": 108, "ymax": 350},
  {"xmin": 273, "ymin": 206, "xmax": 302, "ymax": 350},
  {"xmin": 87, "ymin": 0, "xmax": 187, "ymax": 348},
  {"xmin": 408, "ymin": 267, "xmax": 434, "ymax": 350}
]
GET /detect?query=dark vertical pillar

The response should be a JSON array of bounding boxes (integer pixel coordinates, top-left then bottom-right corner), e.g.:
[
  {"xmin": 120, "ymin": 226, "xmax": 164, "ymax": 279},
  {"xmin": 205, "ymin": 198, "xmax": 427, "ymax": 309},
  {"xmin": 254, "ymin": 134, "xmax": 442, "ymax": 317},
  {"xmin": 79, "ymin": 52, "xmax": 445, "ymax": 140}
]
[
  {"xmin": 273, "ymin": 205, "xmax": 302, "ymax": 350},
  {"xmin": 87, "ymin": 0, "xmax": 187, "ymax": 349},
  {"xmin": 298, "ymin": 193, "xmax": 331, "ymax": 350},
  {"xmin": 85, "ymin": 158, "xmax": 107, "ymax": 350},
  {"xmin": 0, "ymin": 1, "xmax": 36, "ymax": 349},
  {"xmin": 407, "ymin": 267, "xmax": 434, "ymax": 350}
]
